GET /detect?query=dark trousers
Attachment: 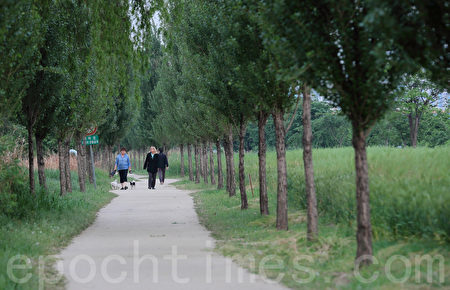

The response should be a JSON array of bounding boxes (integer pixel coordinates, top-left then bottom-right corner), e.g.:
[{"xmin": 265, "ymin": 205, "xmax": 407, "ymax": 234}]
[
  {"xmin": 148, "ymin": 172, "xmax": 157, "ymax": 189},
  {"xmin": 158, "ymin": 168, "xmax": 166, "ymax": 182}
]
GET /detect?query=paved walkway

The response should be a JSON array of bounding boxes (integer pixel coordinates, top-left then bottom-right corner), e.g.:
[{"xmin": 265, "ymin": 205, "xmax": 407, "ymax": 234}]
[{"xmin": 57, "ymin": 177, "xmax": 287, "ymax": 289}]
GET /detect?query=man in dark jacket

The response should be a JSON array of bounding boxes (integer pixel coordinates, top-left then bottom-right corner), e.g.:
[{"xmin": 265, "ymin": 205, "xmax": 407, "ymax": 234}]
[
  {"xmin": 143, "ymin": 146, "xmax": 159, "ymax": 189},
  {"xmin": 157, "ymin": 148, "xmax": 169, "ymax": 185}
]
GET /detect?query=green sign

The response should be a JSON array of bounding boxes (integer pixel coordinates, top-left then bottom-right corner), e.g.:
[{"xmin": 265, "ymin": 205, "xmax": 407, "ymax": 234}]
[{"xmin": 83, "ymin": 135, "xmax": 99, "ymax": 145}]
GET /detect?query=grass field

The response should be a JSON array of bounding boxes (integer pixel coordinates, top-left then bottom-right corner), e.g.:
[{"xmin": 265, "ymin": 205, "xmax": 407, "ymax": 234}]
[
  {"xmin": 170, "ymin": 146, "xmax": 450, "ymax": 289},
  {"xmin": 0, "ymin": 169, "xmax": 116, "ymax": 290}
]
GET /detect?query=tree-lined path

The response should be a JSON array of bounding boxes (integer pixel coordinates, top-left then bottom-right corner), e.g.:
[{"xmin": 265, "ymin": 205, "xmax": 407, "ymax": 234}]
[{"xmin": 58, "ymin": 177, "xmax": 286, "ymax": 289}]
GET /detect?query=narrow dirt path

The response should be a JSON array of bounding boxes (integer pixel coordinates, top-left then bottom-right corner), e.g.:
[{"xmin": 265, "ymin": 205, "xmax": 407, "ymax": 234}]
[{"xmin": 58, "ymin": 177, "xmax": 287, "ymax": 289}]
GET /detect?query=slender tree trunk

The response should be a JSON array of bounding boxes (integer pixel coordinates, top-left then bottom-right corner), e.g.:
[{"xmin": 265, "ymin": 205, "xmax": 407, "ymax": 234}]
[
  {"xmin": 187, "ymin": 143, "xmax": 194, "ymax": 181},
  {"xmin": 194, "ymin": 143, "xmax": 200, "ymax": 183},
  {"xmin": 408, "ymin": 112, "xmax": 420, "ymax": 148},
  {"xmin": 58, "ymin": 139, "xmax": 67, "ymax": 196},
  {"xmin": 224, "ymin": 127, "xmax": 236, "ymax": 197},
  {"xmin": 228, "ymin": 127, "xmax": 236, "ymax": 197},
  {"xmin": 223, "ymin": 137, "xmax": 231, "ymax": 193},
  {"xmin": 258, "ymin": 111, "xmax": 269, "ymax": 215},
  {"xmin": 216, "ymin": 139, "xmax": 223, "ymax": 189},
  {"xmin": 110, "ymin": 146, "xmax": 115, "ymax": 173},
  {"xmin": 75, "ymin": 133, "xmax": 86, "ymax": 192},
  {"xmin": 302, "ymin": 86, "xmax": 318, "ymax": 241},
  {"xmin": 180, "ymin": 144, "xmax": 185, "ymax": 177},
  {"xmin": 35, "ymin": 133, "xmax": 47, "ymax": 190},
  {"xmin": 273, "ymin": 109, "xmax": 288, "ymax": 230},
  {"xmin": 209, "ymin": 142, "xmax": 216, "ymax": 185},
  {"xmin": 238, "ymin": 118, "xmax": 248, "ymax": 209},
  {"xmin": 86, "ymin": 143, "xmax": 94, "ymax": 184},
  {"xmin": 352, "ymin": 128, "xmax": 373, "ymax": 266},
  {"xmin": 89, "ymin": 145, "xmax": 94, "ymax": 182},
  {"xmin": 199, "ymin": 142, "xmax": 204, "ymax": 178},
  {"xmin": 27, "ymin": 119, "xmax": 35, "ymax": 195},
  {"xmin": 202, "ymin": 141, "xmax": 208, "ymax": 184},
  {"xmin": 64, "ymin": 137, "xmax": 72, "ymax": 193}
]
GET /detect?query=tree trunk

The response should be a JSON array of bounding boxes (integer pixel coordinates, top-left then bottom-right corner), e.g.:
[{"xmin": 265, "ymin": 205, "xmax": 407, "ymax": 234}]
[
  {"xmin": 258, "ymin": 111, "xmax": 269, "ymax": 215},
  {"xmin": 408, "ymin": 113, "xmax": 420, "ymax": 148},
  {"xmin": 58, "ymin": 139, "xmax": 67, "ymax": 196},
  {"xmin": 138, "ymin": 148, "xmax": 142, "ymax": 170},
  {"xmin": 27, "ymin": 119, "xmax": 35, "ymax": 195},
  {"xmin": 216, "ymin": 139, "xmax": 224, "ymax": 189},
  {"xmin": 302, "ymin": 86, "xmax": 318, "ymax": 241},
  {"xmin": 86, "ymin": 143, "xmax": 94, "ymax": 184},
  {"xmin": 187, "ymin": 143, "xmax": 194, "ymax": 181},
  {"xmin": 273, "ymin": 109, "xmax": 288, "ymax": 230},
  {"xmin": 224, "ymin": 127, "xmax": 236, "ymax": 197},
  {"xmin": 75, "ymin": 133, "xmax": 86, "ymax": 192},
  {"xmin": 209, "ymin": 142, "xmax": 216, "ymax": 185},
  {"xmin": 202, "ymin": 141, "xmax": 208, "ymax": 184},
  {"xmin": 223, "ymin": 137, "xmax": 231, "ymax": 193},
  {"xmin": 64, "ymin": 137, "xmax": 72, "ymax": 193},
  {"xmin": 199, "ymin": 142, "xmax": 204, "ymax": 178},
  {"xmin": 194, "ymin": 143, "xmax": 200, "ymax": 183},
  {"xmin": 180, "ymin": 144, "xmax": 185, "ymax": 177},
  {"xmin": 238, "ymin": 118, "xmax": 248, "ymax": 209},
  {"xmin": 109, "ymin": 146, "xmax": 115, "ymax": 173},
  {"xmin": 35, "ymin": 133, "xmax": 47, "ymax": 190},
  {"xmin": 352, "ymin": 128, "xmax": 373, "ymax": 266}
]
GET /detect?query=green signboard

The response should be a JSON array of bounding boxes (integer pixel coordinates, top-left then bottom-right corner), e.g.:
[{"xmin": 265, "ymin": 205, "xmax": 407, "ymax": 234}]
[{"xmin": 83, "ymin": 135, "xmax": 99, "ymax": 145}]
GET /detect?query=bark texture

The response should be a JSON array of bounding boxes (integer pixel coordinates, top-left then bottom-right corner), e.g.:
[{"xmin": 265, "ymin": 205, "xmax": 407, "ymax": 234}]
[
  {"xmin": 258, "ymin": 111, "xmax": 269, "ymax": 215},
  {"xmin": 216, "ymin": 139, "xmax": 224, "ymax": 189},
  {"xmin": 86, "ymin": 144, "xmax": 94, "ymax": 184},
  {"xmin": 76, "ymin": 133, "xmax": 86, "ymax": 192},
  {"xmin": 187, "ymin": 144, "xmax": 194, "ymax": 181},
  {"xmin": 223, "ymin": 127, "xmax": 236, "ymax": 197},
  {"xmin": 64, "ymin": 137, "xmax": 72, "ymax": 193},
  {"xmin": 273, "ymin": 109, "xmax": 288, "ymax": 230},
  {"xmin": 202, "ymin": 141, "xmax": 208, "ymax": 184},
  {"xmin": 408, "ymin": 113, "xmax": 420, "ymax": 148},
  {"xmin": 209, "ymin": 142, "xmax": 216, "ymax": 185},
  {"xmin": 27, "ymin": 119, "xmax": 35, "ymax": 195},
  {"xmin": 194, "ymin": 143, "xmax": 200, "ymax": 183},
  {"xmin": 58, "ymin": 139, "xmax": 67, "ymax": 196},
  {"xmin": 36, "ymin": 133, "xmax": 47, "ymax": 190},
  {"xmin": 238, "ymin": 118, "xmax": 248, "ymax": 209},
  {"xmin": 180, "ymin": 144, "xmax": 185, "ymax": 177},
  {"xmin": 353, "ymin": 129, "xmax": 373, "ymax": 266},
  {"xmin": 302, "ymin": 86, "xmax": 318, "ymax": 241}
]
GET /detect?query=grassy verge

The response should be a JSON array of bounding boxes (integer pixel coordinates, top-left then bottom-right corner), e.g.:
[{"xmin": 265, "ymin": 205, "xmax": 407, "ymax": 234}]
[
  {"xmin": 171, "ymin": 146, "xmax": 450, "ymax": 289},
  {"xmin": 0, "ymin": 169, "xmax": 116, "ymax": 290}
]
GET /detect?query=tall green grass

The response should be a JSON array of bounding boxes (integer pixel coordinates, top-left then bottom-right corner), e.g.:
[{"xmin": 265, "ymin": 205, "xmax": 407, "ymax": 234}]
[
  {"xmin": 170, "ymin": 146, "xmax": 450, "ymax": 289},
  {"xmin": 169, "ymin": 146, "xmax": 450, "ymax": 241}
]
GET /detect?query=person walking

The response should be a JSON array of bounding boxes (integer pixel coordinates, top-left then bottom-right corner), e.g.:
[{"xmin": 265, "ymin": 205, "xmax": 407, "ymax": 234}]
[
  {"xmin": 114, "ymin": 147, "xmax": 131, "ymax": 190},
  {"xmin": 144, "ymin": 146, "xmax": 159, "ymax": 189},
  {"xmin": 158, "ymin": 148, "xmax": 169, "ymax": 185}
]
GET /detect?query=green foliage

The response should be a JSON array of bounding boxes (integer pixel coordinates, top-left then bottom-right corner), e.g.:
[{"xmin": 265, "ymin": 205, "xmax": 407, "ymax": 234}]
[
  {"xmin": 364, "ymin": 0, "xmax": 449, "ymax": 87},
  {"xmin": 0, "ymin": 0, "xmax": 42, "ymax": 117}
]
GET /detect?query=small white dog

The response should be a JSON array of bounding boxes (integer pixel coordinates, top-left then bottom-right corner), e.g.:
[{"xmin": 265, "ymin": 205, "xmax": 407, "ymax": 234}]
[{"xmin": 111, "ymin": 180, "xmax": 120, "ymax": 190}]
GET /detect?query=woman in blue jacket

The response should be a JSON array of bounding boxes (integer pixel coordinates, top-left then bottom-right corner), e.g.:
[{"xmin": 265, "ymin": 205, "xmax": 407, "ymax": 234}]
[{"xmin": 114, "ymin": 147, "xmax": 131, "ymax": 190}]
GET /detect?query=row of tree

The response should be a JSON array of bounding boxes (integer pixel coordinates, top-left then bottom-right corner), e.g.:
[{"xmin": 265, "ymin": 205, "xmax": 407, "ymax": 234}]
[
  {"xmin": 1, "ymin": 0, "xmax": 155, "ymax": 195},
  {"xmin": 125, "ymin": 0, "xmax": 448, "ymax": 267},
  {"xmin": 2, "ymin": 0, "xmax": 447, "ymax": 268}
]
